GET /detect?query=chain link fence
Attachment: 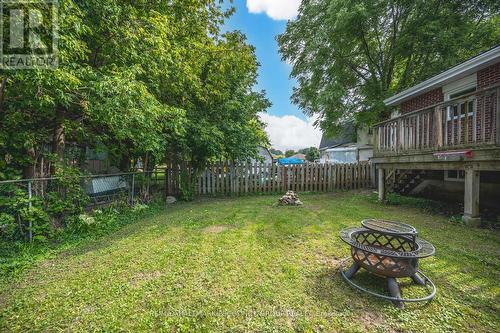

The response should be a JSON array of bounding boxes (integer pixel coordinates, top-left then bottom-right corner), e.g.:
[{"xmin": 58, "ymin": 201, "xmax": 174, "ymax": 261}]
[{"xmin": 0, "ymin": 170, "xmax": 166, "ymax": 242}]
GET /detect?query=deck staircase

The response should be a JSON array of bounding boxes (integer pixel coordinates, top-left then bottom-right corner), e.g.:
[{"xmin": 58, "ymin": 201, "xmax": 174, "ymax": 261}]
[{"xmin": 386, "ymin": 170, "xmax": 426, "ymax": 195}]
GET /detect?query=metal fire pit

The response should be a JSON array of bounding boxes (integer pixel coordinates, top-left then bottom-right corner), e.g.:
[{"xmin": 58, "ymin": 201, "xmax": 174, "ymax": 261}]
[{"xmin": 339, "ymin": 219, "xmax": 436, "ymax": 308}]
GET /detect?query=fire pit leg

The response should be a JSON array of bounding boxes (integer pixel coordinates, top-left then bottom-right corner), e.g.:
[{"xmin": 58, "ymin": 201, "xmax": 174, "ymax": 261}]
[
  {"xmin": 344, "ymin": 262, "xmax": 361, "ymax": 279},
  {"xmin": 387, "ymin": 278, "xmax": 404, "ymax": 309},
  {"xmin": 411, "ymin": 273, "xmax": 426, "ymax": 286}
]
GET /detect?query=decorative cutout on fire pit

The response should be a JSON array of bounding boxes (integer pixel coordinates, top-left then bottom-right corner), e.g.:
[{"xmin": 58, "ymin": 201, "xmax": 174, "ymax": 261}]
[
  {"xmin": 339, "ymin": 220, "xmax": 436, "ymax": 308},
  {"xmin": 340, "ymin": 228, "xmax": 435, "ymax": 258}
]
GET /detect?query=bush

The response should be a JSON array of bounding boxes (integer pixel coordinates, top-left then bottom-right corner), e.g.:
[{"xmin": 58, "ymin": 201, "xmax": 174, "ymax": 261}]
[
  {"xmin": 46, "ymin": 166, "xmax": 90, "ymax": 223},
  {"xmin": 179, "ymin": 170, "xmax": 195, "ymax": 201},
  {"xmin": 0, "ymin": 213, "xmax": 16, "ymax": 239},
  {"xmin": 0, "ymin": 166, "xmax": 90, "ymax": 242}
]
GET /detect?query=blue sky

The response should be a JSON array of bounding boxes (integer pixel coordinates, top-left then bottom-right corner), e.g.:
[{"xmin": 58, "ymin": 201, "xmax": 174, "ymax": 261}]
[
  {"xmin": 223, "ymin": 0, "xmax": 322, "ymax": 151},
  {"xmin": 224, "ymin": 0, "xmax": 301, "ymax": 119}
]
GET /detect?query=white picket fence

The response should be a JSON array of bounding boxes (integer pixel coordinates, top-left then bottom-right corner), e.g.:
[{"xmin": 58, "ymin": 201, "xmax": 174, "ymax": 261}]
[{"xmin": 165, "ymin": 162, "xmax": 374, "ymax": 196}]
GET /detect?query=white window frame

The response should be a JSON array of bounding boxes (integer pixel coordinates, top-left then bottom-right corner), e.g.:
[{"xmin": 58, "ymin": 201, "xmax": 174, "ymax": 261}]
[
  {"xmin": 444, "ymin": 170, "xmax": 465, "ymax": 182},
  {"xmin": 443, "ymin": 74, "xmax": 477, "ymax": 121},
  {"xmin": 446, "ymin": 99, "xmax": 475, "ymax": 121}
]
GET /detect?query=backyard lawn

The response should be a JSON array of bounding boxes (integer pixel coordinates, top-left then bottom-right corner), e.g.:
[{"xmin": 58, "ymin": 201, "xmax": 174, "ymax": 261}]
[{"xmin": 0, "ymin": 192, "xmax": 498, "ymax": 332}]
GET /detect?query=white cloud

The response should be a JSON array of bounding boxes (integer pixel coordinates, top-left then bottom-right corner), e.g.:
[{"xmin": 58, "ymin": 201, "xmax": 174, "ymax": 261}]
[
  {"xmin": 247, "ymin": 0, "xmax": 301, "ymax": 20},
  {"xmin": 259, "ymin": 112, "xmax": 322, "ymax": 152}
]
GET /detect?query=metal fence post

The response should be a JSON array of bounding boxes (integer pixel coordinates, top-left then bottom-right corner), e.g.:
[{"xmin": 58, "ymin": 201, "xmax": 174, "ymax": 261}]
[
  {"xmin": 28, "ymin": 180, "xmax": 33, "ymax": 243},
  {"xmin": 131, "ymin": 173, "xmax": 135, "ymax": 205}
]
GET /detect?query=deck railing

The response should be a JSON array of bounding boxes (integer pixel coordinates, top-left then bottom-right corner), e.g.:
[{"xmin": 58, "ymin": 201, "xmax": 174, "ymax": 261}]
[{"xmin": 374, "ymin": 86, "xmax": 500, "ymax": 155}]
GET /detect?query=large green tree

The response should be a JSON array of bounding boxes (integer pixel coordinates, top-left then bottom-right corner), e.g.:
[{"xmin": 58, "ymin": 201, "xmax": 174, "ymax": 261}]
[
  {"xmin": 0, "ymin": 0, "xmax": 270, "ymax": 180},
  {"xmin": 278, "ymin": 0, "xmax": 500, "ymax": 134}
]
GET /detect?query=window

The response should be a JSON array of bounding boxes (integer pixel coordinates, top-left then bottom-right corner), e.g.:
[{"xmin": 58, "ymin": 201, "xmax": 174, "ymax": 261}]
[
  {"xmin": 444, "ymin": 77, "xmax": 476, "ymax": 121},
  {"xmin": 328, "ymin": 150, "xmax": 357, "ymax": 164},
  {"xmin": 447, "ymin": 99, "xmax": 475, "ymax": 121},
  {"xmin": 445, "ymin": 170, "xmax": 465, "ymax": 182}
]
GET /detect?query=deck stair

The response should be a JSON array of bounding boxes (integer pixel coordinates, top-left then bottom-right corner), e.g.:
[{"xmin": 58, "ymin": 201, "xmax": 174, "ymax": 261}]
[{"xmin": 386, "ymin": 170, "xmax": 426, "ymax": 195}]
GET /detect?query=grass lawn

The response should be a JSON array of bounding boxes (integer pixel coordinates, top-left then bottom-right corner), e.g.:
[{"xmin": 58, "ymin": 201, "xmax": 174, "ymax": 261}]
[{"xmin": 0, "ymin": 192, "xmax": 498, "ymax": 332}]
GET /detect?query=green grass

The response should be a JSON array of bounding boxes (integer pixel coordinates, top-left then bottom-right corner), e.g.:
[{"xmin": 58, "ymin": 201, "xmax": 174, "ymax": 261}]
[{"xmin": 0, "ymin": 192, "xmax": 499, "ymax": 332}]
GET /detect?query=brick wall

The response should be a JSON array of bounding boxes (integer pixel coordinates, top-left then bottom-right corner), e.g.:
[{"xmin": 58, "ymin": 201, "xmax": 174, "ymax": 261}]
[
  {"xmin": 397, "ymin": 62, "xmax": 499, "ymax": 145},
  {"xmin": 477, "ymin": 62, "xmax": 500, "ymax": 89},
  {"xmin": 400, "ymin": 88, "xmax": 444, "ymax": 114},
  {"xmin": 476, "ymin": 62, "xmax": 499, "ymax": 143}
]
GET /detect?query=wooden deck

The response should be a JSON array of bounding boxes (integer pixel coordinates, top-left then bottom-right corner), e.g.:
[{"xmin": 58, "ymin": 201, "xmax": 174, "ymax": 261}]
[{"xmin": 373, "ymin": 86, "xmax": 500, "ymax": 164}]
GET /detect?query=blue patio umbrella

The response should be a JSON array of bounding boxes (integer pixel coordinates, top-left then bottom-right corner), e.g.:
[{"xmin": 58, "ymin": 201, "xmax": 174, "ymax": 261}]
[{"xmin": 278, "ymin": 157, "xmax": 305, "ymax": 165}]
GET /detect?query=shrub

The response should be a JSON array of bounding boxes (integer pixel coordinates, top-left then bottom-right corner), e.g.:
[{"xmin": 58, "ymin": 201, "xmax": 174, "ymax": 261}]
[
  {"xmin": 46, "ymin": 166, "xmax": 90, "ymax": 224},
  {"xmin": 0, "ymin": 166, "xmax": 90, "ymax": 242},
  {"xmin": 179, "ymin": 170, "xmax": 195, "ymax": 201}
]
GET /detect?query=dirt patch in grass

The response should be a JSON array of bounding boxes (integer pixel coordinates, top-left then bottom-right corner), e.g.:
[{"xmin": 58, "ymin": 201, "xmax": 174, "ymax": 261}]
[
  {"xmin": 202, "ymin": 224, "xmax": 234, "ymax": 234},
  {"xmin": 316, "ymin": 253, "xmax": 343, "ymax": 270},
  {"xmin": 360, "ymin": 311, "xmax": 388, "ymax": 331}
]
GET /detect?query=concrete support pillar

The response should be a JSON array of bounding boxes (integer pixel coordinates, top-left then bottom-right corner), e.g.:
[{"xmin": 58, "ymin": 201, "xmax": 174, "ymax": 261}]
[
  {"xmin": 378, "ymin": 167, "xmax": 385, "ymax": 201},
  {"xmin": 463, "ymin": 167, "xmax": 481, "ymax": 227}
]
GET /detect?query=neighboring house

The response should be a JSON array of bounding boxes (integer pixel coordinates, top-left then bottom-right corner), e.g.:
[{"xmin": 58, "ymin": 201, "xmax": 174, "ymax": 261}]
[
  {"xmin": 319, "ymin": 124, "xmax": 374, "ymax": 164},
  {"xmin": 372, "ymin": 46, "xmax": 500, "ymax": 225},
  {"xmin": 250, "ymin": 146, "xmax": 274, "ymax": 164}
]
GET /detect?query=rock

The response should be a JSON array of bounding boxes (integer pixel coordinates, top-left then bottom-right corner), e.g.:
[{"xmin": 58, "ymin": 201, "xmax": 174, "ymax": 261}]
[
  {"xmin": 278, "ymin": 191, "xmax": 303, "ymax": 206},
  {"xmin": 166, "ymin": 196, "xmax": 177, "ymax": 204}
]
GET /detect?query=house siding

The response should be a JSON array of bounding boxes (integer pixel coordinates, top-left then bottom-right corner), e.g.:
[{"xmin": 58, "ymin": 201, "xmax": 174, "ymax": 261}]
[{"xmin": 400, "ymin": 88, "xmax": 444, "ymax": 114}]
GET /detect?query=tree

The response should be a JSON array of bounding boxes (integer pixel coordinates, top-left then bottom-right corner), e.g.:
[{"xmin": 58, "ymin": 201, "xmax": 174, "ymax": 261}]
[
  {"xmin": 285, "ymin": 150, "xmax": 296, "ymax": 157},
  {"xmin": 278, "ymin": 0, "xmax": 500, "ymax": 134},
  {"xmin": 269, "ymin": 148, "xmax": 283, "ymax": 156},
  {"xmin": 305, "ymin": 147, "xmax": 320, "ymax": 162},
  {"xmin": 0, "ymin": 1, "xmax": 270, "ymax": 180}
]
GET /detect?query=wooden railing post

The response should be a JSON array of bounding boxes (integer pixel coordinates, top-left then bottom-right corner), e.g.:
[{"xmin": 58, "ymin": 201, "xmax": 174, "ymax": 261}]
[
  {"xmin": 434, "ymin": 106, "xmax": 443, "ymax": 148},
  {"xmin": 397, "ymin": 118, "xmax": 402, "ymax": 152}
]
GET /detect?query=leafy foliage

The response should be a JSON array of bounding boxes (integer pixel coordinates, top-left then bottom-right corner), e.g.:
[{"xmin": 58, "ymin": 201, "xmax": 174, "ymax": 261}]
[
  {"xmin": 0, "ymin": 0, "xmax": 270, "ymax": 181},
  {"xmin": 278, "ymin": 0, "xmax": 500, "ymax": 134},
  {"xmin": 305, "ymin": 147, "xmax": 320, "ymax": 162},
  {"xmin": 269, "ymin": 148, "xmax": 283, "ymax": 156},
  {"xmin": 0, "ymin": 166, "xmax": 89, "ymax": 242}
]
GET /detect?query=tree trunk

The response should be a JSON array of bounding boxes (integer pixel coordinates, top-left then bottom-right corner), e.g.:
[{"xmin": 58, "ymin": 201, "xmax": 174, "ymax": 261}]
[
  {"xmin": 0, "ymin": 77, "xmax": 6, "ymax": 116},
  {"xmin": 51, "ymin": 106, "xmax": 66, "ymax": 175},
  {"xmin": 22, "ymin": 147, "xmax": 36, "ymax": 179},
  {"xmin": 141, "ymin": 152, "xmax": 150, "ymax": 202},
  {"xmin": 119, "ymin": 153, "xmax": 131, "ymax": 172}
]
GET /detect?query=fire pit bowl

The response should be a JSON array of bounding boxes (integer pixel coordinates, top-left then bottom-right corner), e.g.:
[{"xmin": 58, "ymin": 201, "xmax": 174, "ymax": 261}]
[
  {"xmin": 339, "ymin": 219, "xmax": 436, "ymax": 308},
  {"xmin": 341, "ymin": 228, "xmax": 434, "ymax": 278}
]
